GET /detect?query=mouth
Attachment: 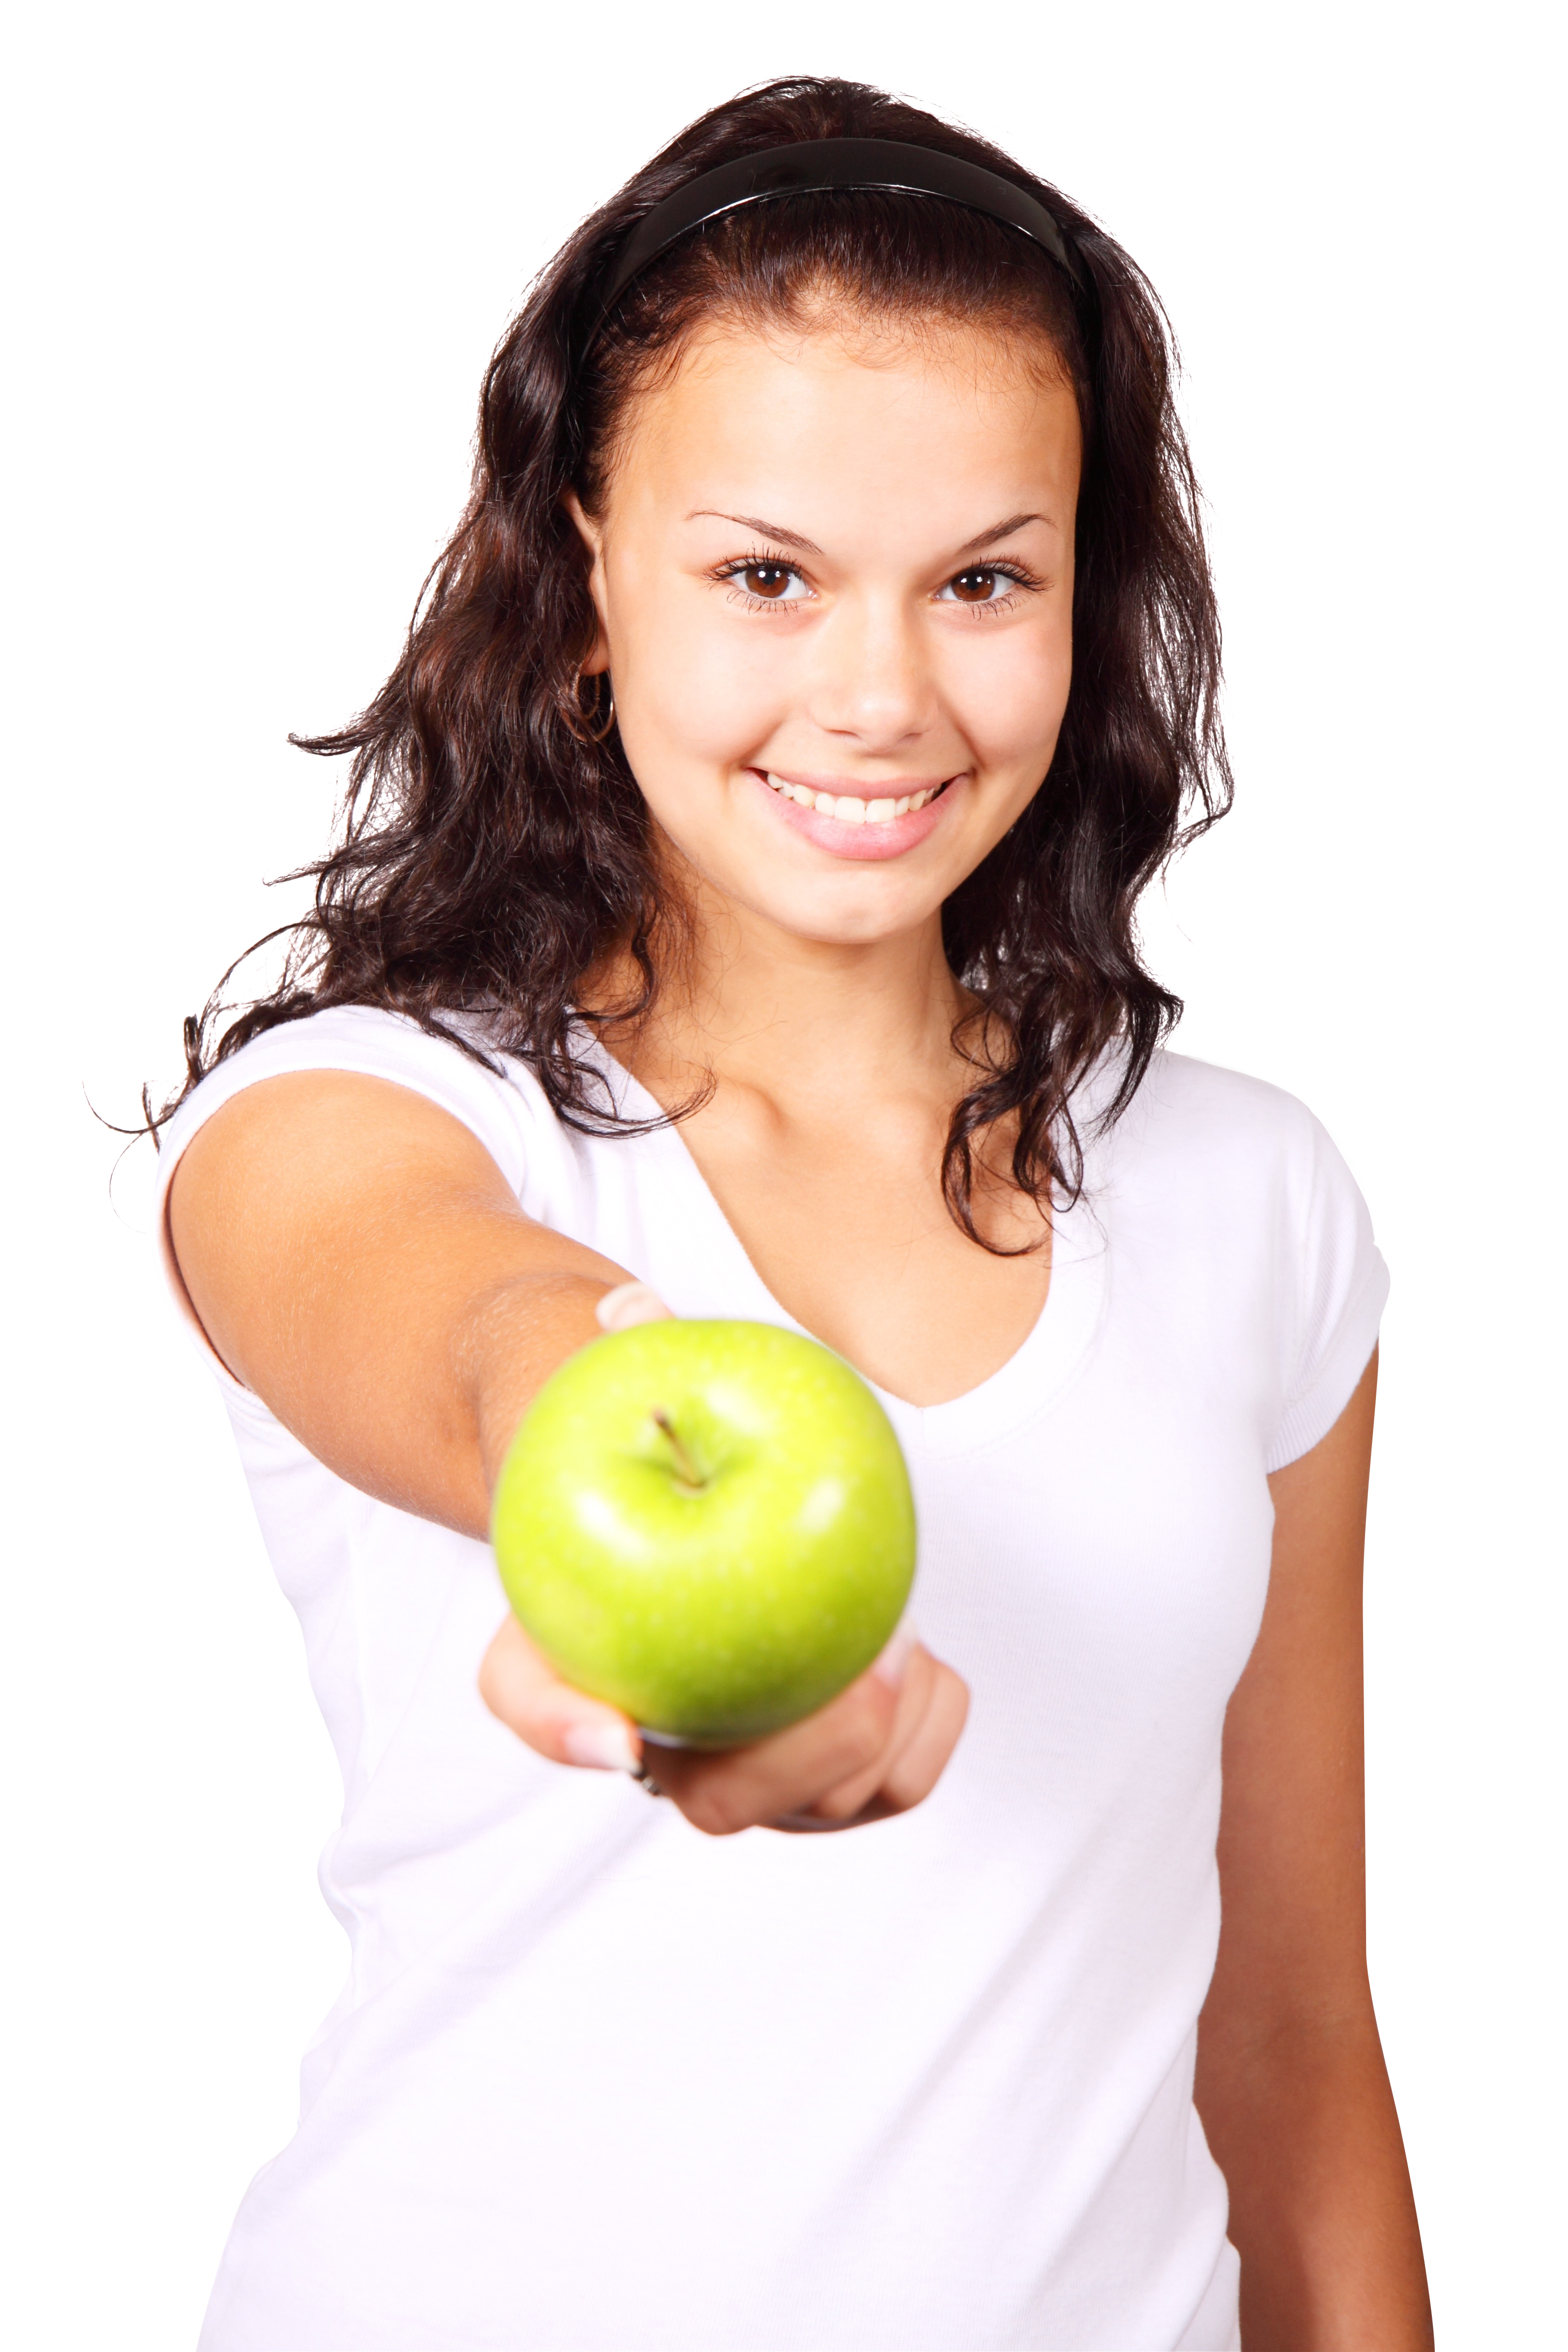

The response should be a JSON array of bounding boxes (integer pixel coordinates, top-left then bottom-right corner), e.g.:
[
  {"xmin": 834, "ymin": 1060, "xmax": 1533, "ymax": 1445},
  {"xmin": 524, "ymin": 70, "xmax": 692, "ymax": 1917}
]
[
  {"xmin": 747, "ymin": 768, "xmax": 962, "ymax": 861},
  {"xmin": 759, "ymin": 772, "xmax": 956, "ymax": 826}
]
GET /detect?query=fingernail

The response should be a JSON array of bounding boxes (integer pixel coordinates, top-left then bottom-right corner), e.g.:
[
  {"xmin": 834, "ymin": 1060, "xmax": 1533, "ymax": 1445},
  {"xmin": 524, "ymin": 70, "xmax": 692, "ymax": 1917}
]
[
  {"xmin": 563, "ymin": 1719, "xmax": 641, "ymax": 1772},
  {"xmin": 596, "ymin": 1282, "xmax": 672, "ymax": 1333},
  {"xmin": 872, "ymin": 1621, "xmax": 919, "ymax": 1690}
]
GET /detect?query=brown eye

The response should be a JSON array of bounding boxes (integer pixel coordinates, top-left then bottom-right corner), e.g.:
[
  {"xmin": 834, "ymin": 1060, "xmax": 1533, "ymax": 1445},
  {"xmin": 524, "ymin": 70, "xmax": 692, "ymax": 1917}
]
[
  {"xmin": 741, "ymin": 562, "xmax": 794, "ymax": 599},
  {"xmin": 947, "ymin": 567, "xmax": 999, "ymax": 604}
]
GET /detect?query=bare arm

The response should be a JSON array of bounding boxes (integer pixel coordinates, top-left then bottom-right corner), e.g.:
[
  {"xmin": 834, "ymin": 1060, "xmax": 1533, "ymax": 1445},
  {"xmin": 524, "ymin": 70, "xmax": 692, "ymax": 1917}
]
[
  {"xmin": 168, "ymin": 1070, "xmax": 966, "ymax": 1831},
  {"xmin": 169, "ymin": 1070, "xmax": 630, "ymax": 1533},
  {"xmin": 1194, "ymin": 1352, "xmax": 1433, "ymax": 2349}
]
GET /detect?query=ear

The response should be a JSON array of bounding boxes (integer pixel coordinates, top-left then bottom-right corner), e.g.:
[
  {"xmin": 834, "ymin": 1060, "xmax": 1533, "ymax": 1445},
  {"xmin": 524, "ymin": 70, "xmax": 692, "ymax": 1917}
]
[{"xmin": 563, "ymin": 492, "xmax": 611, "ymax": 676}]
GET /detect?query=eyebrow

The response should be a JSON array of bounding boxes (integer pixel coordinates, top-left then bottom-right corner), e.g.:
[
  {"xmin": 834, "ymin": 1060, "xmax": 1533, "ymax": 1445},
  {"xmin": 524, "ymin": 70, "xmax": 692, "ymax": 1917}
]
[
  {"xmin": 686, "ymin": 508, "xmax": 1050, "ymax": 560},
  {"xmin": 686, "ymin": 511, "xmax": 825, "ymax": 554},
  {"xmin": 956, "ymin": 511, "xmax": 1047, "ymax": 554}
]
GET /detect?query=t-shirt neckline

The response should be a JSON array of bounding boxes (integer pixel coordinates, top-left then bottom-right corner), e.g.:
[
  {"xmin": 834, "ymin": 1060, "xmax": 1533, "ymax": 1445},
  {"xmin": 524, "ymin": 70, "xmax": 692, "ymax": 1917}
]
[{"xmin": 576, "ymin": 1033, "xmax": 1111, "ymax": 1460}]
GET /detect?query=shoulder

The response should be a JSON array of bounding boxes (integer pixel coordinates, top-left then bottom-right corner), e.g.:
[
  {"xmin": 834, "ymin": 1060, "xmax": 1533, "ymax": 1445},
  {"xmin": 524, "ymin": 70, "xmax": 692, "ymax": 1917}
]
[
  {"xmin": 1113, "ymin": 1045, "xmax": 1371, "ymax": 1210},
  {"xmin": 1095, "ymin": 1046, "xmax": 1345, "ymax": 1215},
  {"xmin": 152, "ymin": 1007, "xmax": 601, "ymax": 1389},
  {"xmin": 1123, "ymin": 1048, "xmax": 1324, "ymax": 1159},
  {"xmin": 1105, "ymin": 1050, "xmax": 1388, "ymax": 1468},
  {"xmin": 156, "ymin": 1006, "xmax": 563, "ymax": 1208}
]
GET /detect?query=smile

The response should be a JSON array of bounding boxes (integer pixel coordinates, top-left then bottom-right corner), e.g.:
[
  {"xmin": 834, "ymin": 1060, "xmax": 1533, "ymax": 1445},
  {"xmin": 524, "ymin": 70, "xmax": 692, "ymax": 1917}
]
[{"xmin": 760, "ymin": 773, "xmax": 954, "ymax": 825}]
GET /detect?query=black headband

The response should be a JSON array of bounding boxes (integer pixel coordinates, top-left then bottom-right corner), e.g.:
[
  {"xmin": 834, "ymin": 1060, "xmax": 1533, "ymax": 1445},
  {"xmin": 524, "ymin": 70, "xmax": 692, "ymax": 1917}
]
[{"xmin": 587, "ymin": 137, "xmax": 1088, "ymax": 342}]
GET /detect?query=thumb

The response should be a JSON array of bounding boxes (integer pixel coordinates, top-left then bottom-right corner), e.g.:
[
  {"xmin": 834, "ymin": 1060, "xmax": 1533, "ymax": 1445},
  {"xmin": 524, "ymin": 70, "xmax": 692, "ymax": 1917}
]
[
  {"xmin": 479, "ymin": 1613, "xmax": 641, "ymax": 1774},
  {"xmin": 595, "ymin": 1281, "xmax": 673, "ymax": 1332}
]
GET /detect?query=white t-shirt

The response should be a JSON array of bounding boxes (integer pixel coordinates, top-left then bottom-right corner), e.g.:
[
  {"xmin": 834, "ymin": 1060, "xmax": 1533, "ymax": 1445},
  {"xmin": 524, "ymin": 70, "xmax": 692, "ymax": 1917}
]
[{"xmin": 156, "ymin": 1006, "xmax": 1388, "ymax": 2352}]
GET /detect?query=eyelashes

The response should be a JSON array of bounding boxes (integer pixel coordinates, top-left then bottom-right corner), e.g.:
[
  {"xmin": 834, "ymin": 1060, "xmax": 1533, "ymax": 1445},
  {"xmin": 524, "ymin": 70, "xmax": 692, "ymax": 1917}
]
[
  {"xmin": 709, "ymin": 547, "xmax": 1044, "ymax": 616},
  {"xmin": 936, "ymin": 560, "xmax": 1044, "ymax": 615},
  {"xmin": 712, "ymin": 548, "xmax": 812, "ymax": 612}
]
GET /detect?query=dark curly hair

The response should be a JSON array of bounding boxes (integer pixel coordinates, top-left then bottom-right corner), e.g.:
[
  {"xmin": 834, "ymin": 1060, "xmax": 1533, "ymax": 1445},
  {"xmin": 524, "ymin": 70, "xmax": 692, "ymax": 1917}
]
[{"xmin": 163, "ymin": 75, "xmax": 1230, "ymax": 1245}]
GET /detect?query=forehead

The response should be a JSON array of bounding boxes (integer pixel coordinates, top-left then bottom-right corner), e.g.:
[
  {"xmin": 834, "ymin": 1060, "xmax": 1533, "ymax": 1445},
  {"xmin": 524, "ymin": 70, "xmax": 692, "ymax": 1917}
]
[{"xmin": 601, "ymin": 312, "xmax": 1082, "ymax": 534}]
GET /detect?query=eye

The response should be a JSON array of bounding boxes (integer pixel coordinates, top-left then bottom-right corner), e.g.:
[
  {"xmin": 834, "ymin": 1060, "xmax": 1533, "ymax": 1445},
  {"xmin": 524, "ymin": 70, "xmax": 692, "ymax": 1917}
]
[
  {"xmin": 939, "ymin": 566, "xmax": 1009, "ymax": 605},
  {"xmin": 732, "ymin": 560, "xmax": 810, "ymax": 603}
]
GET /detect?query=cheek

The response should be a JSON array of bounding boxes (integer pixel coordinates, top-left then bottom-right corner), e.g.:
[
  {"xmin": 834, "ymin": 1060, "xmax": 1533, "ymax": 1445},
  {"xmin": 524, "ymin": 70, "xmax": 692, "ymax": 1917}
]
[
  {"xmin": 941, "ymin": 616, "xmax": 1073, "ymax": 765},
  {"xmin": 612, "ymin": 588, "xmax": 788, "ymax": 775}
]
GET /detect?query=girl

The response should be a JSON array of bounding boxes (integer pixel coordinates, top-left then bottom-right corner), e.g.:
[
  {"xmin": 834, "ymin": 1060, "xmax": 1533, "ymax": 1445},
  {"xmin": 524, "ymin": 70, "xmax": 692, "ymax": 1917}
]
[{"xmin": 157, "ymin": 75, "xmax": 1432, "ymax": 2352}]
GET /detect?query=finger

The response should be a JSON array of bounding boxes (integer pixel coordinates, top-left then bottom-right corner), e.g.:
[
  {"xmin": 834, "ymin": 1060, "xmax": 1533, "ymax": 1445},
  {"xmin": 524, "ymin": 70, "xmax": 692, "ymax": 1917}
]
[
  {"xmin": 779, "ymin": 1651, "xmax": 970, "ymax": 1830},
  {"xmin": 877, "ymin": 1660, "xmax": 970, "ymax": 1813},
  {"xmin": 773, "ymin": 1617, "xmax": 919, "ymax": 1820},
  {"xmin": 595, "ymin": 1281, "xmax": 673, "ymax": 1332},
  {"xmin": 645, "ymin": 1670, "xmax": 901, "ymax": 1836},
  {"xmin": 800, "ymin": 1643, "xmax": 941, "ymax": 1823},
  {"xmin": 478, "ymin": 1612, "xmax": 641, "ymax": 1774}
]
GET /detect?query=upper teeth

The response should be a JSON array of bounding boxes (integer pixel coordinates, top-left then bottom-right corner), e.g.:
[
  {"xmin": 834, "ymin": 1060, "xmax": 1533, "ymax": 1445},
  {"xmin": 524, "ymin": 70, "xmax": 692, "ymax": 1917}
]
[{"xmin": 764, "ymin": 775, "xmax": 942, "ymax": 823}]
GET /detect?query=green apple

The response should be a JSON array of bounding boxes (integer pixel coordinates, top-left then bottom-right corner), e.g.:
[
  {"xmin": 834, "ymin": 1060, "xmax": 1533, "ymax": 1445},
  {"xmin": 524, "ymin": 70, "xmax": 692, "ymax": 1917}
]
[{"xmin": 491, "ymin": 1319, "xmax": 916, "ymax": 1749}]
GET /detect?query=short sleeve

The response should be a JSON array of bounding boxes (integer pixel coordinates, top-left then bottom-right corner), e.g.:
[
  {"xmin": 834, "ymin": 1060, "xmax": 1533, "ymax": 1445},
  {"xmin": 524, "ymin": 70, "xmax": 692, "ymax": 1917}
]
[
  {"xmin": 1267, "ymin": 1113, "xmax": 1390, "ymax": 1472},
  {"xmin": 153, "ymin": 1006, "xmax": 548, "ymax": 1379}
]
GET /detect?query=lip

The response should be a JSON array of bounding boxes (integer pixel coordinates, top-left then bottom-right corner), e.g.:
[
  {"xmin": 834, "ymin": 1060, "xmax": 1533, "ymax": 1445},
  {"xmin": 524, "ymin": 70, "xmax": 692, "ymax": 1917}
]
[{"xmin": 746, "ymin": 768, "xmax": 962, "ymax": 862}]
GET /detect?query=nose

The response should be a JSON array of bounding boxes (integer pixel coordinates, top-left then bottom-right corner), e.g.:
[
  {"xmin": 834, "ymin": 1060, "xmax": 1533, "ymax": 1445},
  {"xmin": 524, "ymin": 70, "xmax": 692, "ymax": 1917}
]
[{"xmin": 804, "ymin": 588, "xmax": 937, "ymax": 752}]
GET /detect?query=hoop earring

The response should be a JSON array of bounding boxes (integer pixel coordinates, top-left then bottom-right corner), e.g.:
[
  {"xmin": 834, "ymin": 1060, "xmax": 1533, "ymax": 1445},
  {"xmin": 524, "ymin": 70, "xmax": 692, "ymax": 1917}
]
[{"xmin": 563, "ymin": 668, "xmax": 616, "ymax": 745}]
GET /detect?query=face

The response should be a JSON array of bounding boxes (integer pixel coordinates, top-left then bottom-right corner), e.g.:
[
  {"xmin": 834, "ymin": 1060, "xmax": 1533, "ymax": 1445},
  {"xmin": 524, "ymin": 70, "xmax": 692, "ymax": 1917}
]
[{"xmin": 570, "ymin": 309, "xmax": 1082, "ymax": 952}]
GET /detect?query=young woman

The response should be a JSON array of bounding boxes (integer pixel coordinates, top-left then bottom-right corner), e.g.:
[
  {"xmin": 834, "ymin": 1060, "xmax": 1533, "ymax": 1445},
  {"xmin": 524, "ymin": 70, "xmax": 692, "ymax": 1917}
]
[{"xmin": 156, "ymin": 75, "xmax": 1432, "ymax": 2352}]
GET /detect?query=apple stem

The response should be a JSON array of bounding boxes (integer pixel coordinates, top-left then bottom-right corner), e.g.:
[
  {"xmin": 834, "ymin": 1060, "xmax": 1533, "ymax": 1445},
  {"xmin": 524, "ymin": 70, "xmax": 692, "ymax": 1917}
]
[{"xmin": 650, "ymin": 1408, "xmax": 703, "ymax": 1489}]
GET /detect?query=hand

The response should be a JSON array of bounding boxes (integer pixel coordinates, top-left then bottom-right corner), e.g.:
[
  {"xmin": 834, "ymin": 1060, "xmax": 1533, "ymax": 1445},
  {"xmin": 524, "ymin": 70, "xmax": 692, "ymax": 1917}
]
[
  {"xmin": 479, "ymin": 1275, "xmax": 970, "ymax": 1833},
  {"xmin": 478, "ymin": 1612, "xmax": 969, "ymax": 1836}
]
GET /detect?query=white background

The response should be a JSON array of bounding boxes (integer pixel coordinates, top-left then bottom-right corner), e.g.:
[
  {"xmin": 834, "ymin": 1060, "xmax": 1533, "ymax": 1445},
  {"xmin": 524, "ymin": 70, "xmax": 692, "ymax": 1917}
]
[{"xmin": 4, "ymin": 1, "xmax": 1562, "ymax": 2342}]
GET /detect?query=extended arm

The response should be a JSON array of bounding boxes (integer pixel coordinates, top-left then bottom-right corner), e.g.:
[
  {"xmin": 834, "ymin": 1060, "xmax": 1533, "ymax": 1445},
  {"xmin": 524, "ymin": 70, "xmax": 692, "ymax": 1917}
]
[
  {"xmin": 168, "ymin": 1070, "xmax": 966, "ymax": 1831},
  {"xmin": 169, "ymin": 1070, "xmax": 627, "ymax": 1534},
  {"xmin": 1193, "ymin": 1352, "xmax": 1433, "ymax": 2348}
]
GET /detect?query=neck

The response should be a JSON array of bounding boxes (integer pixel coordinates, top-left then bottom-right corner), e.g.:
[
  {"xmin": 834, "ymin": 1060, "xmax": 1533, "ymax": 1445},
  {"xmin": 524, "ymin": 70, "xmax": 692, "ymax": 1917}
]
[{"xmin": 585, "ymin": 866, "xmax": 971, "ymax": 1115}]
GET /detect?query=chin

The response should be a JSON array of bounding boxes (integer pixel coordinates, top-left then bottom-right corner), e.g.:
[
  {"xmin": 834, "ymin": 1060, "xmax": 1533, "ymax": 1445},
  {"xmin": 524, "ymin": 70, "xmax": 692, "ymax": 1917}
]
[{"xmin": 756, "ymin": 883, "xmax": 936, "ymax": 948}]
